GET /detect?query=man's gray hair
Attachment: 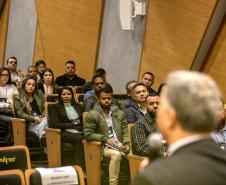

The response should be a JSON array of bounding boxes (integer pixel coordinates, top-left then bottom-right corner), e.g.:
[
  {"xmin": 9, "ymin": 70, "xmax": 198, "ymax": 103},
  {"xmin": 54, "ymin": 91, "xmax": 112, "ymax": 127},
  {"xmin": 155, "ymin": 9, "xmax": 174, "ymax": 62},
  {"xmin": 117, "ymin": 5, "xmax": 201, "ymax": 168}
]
[{"xmin": 164, "ymin": 70, "xmax": 221, "ymax": 132}]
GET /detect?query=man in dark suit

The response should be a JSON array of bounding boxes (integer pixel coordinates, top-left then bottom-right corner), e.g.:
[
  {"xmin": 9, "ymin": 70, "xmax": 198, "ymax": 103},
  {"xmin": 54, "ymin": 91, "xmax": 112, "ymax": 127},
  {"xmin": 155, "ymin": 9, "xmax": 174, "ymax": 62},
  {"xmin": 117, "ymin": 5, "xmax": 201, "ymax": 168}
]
[{"xmin": 133, "ymin": 70, "xmax": 226, "ymax": 185}]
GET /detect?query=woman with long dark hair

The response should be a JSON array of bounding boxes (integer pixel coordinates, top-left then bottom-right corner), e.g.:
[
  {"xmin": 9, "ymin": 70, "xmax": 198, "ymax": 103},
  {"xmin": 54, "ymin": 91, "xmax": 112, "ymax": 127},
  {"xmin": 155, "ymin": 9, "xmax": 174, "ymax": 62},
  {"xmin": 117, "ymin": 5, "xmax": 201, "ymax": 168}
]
[
  {"xmin": 14, "ymin": 77, "xmax": 47, "ymax": 140},
  {"xmin": 0, "ymin": 67, "xmax": 18, "ymax": 141},
  {"xmin": 37, "ymin": 68, "xmax": 59, "ymax": 94},
  {"xmin": 48, "ymin": 86, "xmax": 85, "ymax": 170}
]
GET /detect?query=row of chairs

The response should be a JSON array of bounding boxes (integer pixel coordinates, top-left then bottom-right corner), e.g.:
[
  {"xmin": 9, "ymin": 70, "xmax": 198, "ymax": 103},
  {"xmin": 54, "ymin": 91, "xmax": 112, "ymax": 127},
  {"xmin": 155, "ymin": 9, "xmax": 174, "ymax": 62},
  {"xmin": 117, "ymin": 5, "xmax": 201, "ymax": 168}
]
[{"xmin": 0, "ymin": 145, "xmax": 85, "ymax": 185}]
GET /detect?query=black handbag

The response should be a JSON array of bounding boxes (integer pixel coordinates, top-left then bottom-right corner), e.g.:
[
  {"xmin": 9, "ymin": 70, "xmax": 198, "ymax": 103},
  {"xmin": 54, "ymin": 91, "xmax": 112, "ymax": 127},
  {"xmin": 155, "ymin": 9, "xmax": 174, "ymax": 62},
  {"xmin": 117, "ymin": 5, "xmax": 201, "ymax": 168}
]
[{"xmin": 0, "ymin": 108, "xmax": 14, "ymax": 116}]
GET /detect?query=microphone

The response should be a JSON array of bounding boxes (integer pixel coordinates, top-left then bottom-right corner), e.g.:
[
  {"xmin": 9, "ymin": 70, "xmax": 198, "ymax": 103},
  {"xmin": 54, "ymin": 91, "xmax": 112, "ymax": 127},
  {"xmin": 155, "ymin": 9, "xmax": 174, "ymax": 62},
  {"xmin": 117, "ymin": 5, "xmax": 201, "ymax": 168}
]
[{"xmin": 148, "ymin": 133, "xmax": 165, "ymax": 161}]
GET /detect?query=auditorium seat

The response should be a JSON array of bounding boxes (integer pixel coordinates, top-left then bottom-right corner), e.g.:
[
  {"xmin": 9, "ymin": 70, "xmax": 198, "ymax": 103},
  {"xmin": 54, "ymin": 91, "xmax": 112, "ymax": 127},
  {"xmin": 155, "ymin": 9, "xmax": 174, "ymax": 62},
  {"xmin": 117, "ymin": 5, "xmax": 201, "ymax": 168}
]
[
  {"xmin": 45, "ymin": 102, "xmax": 74, "ymax": 167},
  {"xmin": 74, "ymin": 86, "xmax": 84, "ymax": 94},
  {"xmin": 44, "ymin": 94, "xmax": 58, "ymax": 102},
  {"xmin": 0, "ymin": 145, "xmax": 31, "ymax": 172},
  {"xmin": 112, "ymin": 93, "xmax": 128, "ymax": 106},
  {"xmin": 0, "ymin": 169, "xmax": 25, "ymax": 185},
  {"xmin": 127, "ymin": 123, "xmax": 146, "ymax": 181},
  {"xmin": 75, "ymin": 93, "xmax": 85, "ymax": 105},
  {"xmin": 25, "ymin": 165, "xmax": 85, "ymax": 185},
  {"xmin": 11, "ymin": 118, "xmax": 48, "ymax": 168},
  {"xmin": 83, "ymin": 112, "xmax": 130, "ymax": 185}
]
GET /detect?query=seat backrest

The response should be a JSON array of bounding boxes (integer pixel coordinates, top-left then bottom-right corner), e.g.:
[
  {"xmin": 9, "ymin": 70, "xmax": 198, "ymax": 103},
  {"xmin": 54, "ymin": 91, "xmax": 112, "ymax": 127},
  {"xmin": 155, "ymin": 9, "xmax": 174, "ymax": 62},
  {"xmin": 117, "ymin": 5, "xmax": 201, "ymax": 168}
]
[
  {"xmin": 0, "ymin": 169, "xmax": 25, "ymax": 185},
  {"xmin": 45, "ymin": 102, "xmax": 57, "ymax": 128},
  {"xmin": 74, "ymin": 86, "xmax": 84, "ymax": 93},
  {"xmin": 25, "ymin": 165, "xmax": 85, "ymax": 185},
  {"xmin": 44, "ymin": 94, "xmax": 59, "ymax": 103},
  {"xmin": 76, "ymin": 93, "xmax": 85, "ymax": 104},
  {"xmin": 112, "ymin": 93, "xmax": 128, "ymax": 106},
  {"xmin": 0, "ymin": 145, "xmax": 31, "ymax": 172}
]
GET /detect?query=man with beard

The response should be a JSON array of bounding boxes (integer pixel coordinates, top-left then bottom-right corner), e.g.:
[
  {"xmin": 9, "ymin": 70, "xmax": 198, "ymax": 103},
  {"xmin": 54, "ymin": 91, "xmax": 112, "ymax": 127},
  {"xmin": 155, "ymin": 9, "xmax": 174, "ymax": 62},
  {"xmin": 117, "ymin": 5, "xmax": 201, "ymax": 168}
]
[
  {"xmin": 132, "ymin": 94, "xmax": 165, "ymax": 156},
  {"xmin": 211, "ymin": 98, "xmax": 226, "ymax": 150},
  {"xmin": 83, "ymin": 74, "xmax": 109, "ymax": 112},
  {"xmin": 84, "ymin": 87, "xmax": 130, "ymax": 185}
]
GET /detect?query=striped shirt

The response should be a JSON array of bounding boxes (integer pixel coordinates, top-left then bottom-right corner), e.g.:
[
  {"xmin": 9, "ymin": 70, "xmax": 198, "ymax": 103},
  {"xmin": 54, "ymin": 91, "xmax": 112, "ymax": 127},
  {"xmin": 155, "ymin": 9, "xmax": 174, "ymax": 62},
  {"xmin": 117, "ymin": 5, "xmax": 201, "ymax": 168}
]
[{"xmin": 132, "ymin": 113, "xmax": 165, "ymax": 156}]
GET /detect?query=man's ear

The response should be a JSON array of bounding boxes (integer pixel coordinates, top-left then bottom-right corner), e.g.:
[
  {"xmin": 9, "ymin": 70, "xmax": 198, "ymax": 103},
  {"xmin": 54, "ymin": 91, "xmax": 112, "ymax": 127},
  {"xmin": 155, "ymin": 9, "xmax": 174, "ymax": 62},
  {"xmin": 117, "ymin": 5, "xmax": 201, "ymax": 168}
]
[{"xmin": 167, "ymin": 108, "xmax": 177, "ymax": 129}]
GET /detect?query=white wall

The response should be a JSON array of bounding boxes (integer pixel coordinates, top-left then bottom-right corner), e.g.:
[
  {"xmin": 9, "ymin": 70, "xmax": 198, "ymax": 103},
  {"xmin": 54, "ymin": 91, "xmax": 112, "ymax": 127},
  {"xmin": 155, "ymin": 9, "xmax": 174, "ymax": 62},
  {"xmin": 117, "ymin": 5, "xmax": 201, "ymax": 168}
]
[
  {"xmin": 97, "ymin": 0, "xmax": 146, "ymax": 93},
  {"xmin": 5, "ymin": 0, "xmax": 37, "ymax": 71}
]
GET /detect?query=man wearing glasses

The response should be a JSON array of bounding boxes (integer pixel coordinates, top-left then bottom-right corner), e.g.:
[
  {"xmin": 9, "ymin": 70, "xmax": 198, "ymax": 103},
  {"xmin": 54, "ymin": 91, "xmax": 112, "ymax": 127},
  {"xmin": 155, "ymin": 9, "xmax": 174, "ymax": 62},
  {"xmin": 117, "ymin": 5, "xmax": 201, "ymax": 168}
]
[{"xmin": 5, "ymin": 56, "xmax": 25, "ymax": 87}]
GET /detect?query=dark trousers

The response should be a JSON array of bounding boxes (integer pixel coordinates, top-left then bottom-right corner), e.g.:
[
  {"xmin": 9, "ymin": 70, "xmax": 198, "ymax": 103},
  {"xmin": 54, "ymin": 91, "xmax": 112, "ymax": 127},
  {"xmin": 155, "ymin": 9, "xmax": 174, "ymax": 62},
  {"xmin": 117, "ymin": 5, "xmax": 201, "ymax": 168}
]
[
  {"xmin": 61, "ymin": 131, "xmax": 85, "ymax": 170},
  {"xmin": 0, "ymin": 115, "xmax": 12, "ymax": 140}
]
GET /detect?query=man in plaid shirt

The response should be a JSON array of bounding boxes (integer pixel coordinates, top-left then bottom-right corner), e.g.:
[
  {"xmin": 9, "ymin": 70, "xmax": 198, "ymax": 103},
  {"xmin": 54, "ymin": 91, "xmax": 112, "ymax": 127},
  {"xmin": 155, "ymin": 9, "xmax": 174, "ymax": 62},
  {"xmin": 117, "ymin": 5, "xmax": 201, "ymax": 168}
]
[{"xmin": 132, "ymin": 94, "xmax": 165, "ymax": 156}]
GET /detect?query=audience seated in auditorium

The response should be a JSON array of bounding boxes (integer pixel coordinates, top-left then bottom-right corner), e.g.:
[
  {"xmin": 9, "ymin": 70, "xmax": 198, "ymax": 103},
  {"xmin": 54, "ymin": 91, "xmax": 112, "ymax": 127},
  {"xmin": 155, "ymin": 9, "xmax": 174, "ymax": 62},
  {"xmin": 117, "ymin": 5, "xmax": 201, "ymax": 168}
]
[
  {"xmin": 35, "ymin": 60, "xmax": 46, "ymax": 83},
  {"xmin": 82, "ymin": 68, "xmax": 113, "ymax": 93},
  {"xmin": 84, "ymin": 87, "xmax": 130, "ymax": 185},
  {"xmin": 48, "ymin": 86, "xmax": 85, "ymax": 170},
  {"xmin": 141, "ymin": 72, "xmax": 157, "ymax": 95},
  {"xmin": 0, "ymin": 67, "xmax": 19, "ymax": 142},
  {"xmin": 55, "ymin": 60, "xmax": 86, "ymax": 86},
  {"xmin": 211, "ymin": 98, "xmax": 226, "ymax": 150},
  {"xmin": 14, "ymin": 77, "xmax": 47, "ymax": 141},
  {"xmin": 83, "ymin": 74, "xmax": 112, "ymax": 112},
  {"xmin": 132, "ymin": 94, "xmax": 165, "ymax": 157},
  {"xmin": 5, "ymin": 56, "xmax": 25, "ymax": 87},
  {"xmin": 37, "ymin": 68, "xmax": 59, "ymax": 94},
  {"xmin": 122, "ymin": 83, "xmax": 148, "ymax": 123}
]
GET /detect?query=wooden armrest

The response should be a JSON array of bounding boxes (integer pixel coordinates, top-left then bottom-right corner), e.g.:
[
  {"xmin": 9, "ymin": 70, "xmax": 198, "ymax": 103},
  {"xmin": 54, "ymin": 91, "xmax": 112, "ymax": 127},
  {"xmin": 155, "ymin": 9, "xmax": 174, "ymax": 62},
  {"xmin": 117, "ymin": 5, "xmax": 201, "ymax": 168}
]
[
  {"xmin": 82, "ymin": 140, "xmax": 101, "ymax": 146},
  {"xmin": 45, "ymin": 128, "xmax": 61, "ymax": 167},
  {"xmin": 127, "ymin": 154, "xmax": 146, "ymax": 160},
  {"xmin": 82, "ymin": 140, "xmax": 101, "ymax": 185},
  {"xmin": 127, "ymin": 154, "xmax": 147, "ymax": 181},
  {"xmin": 11, "ymin": 118, "xmax": 26, "ymax": 146},
  {"xmin": 45, "ymin": 128, "xmax": 61, "ymax": 133}
]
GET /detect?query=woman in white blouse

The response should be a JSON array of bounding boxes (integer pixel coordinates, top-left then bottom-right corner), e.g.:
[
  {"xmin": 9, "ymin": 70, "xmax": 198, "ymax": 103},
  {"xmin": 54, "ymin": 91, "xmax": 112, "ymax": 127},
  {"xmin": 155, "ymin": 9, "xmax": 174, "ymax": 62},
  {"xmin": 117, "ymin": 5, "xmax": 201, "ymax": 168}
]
[{"xmin": 0, "ymin": 67, "xmax": 18, "ymax": 141}]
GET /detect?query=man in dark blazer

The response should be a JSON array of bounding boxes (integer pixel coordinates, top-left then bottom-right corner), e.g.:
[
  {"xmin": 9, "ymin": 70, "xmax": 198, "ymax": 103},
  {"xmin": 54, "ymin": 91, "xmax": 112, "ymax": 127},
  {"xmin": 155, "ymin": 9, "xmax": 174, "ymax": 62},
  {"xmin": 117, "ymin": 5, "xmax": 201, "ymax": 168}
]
[{"xmin": 133, "ymin": 70, "xmax": 226, "ymax": 185}]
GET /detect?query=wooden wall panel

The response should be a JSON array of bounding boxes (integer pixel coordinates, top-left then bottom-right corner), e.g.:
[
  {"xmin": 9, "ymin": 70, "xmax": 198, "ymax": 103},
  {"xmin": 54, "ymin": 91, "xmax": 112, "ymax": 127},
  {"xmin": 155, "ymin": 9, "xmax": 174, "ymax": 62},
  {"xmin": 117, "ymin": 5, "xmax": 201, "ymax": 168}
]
[
  {"xmin": 34, "ymin": 0, "xmax": 104, "ymax": 81},
  {"xmin": 139, "ymin": 0, "xmax": 217, "ymax": 90},
  {"xmin": 202, "ymin": 14, "xmax": 226, "ymax": 100},
  {"xmin": 0, "ymin": 0, "xmax": 9, "ymax": 67}
]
